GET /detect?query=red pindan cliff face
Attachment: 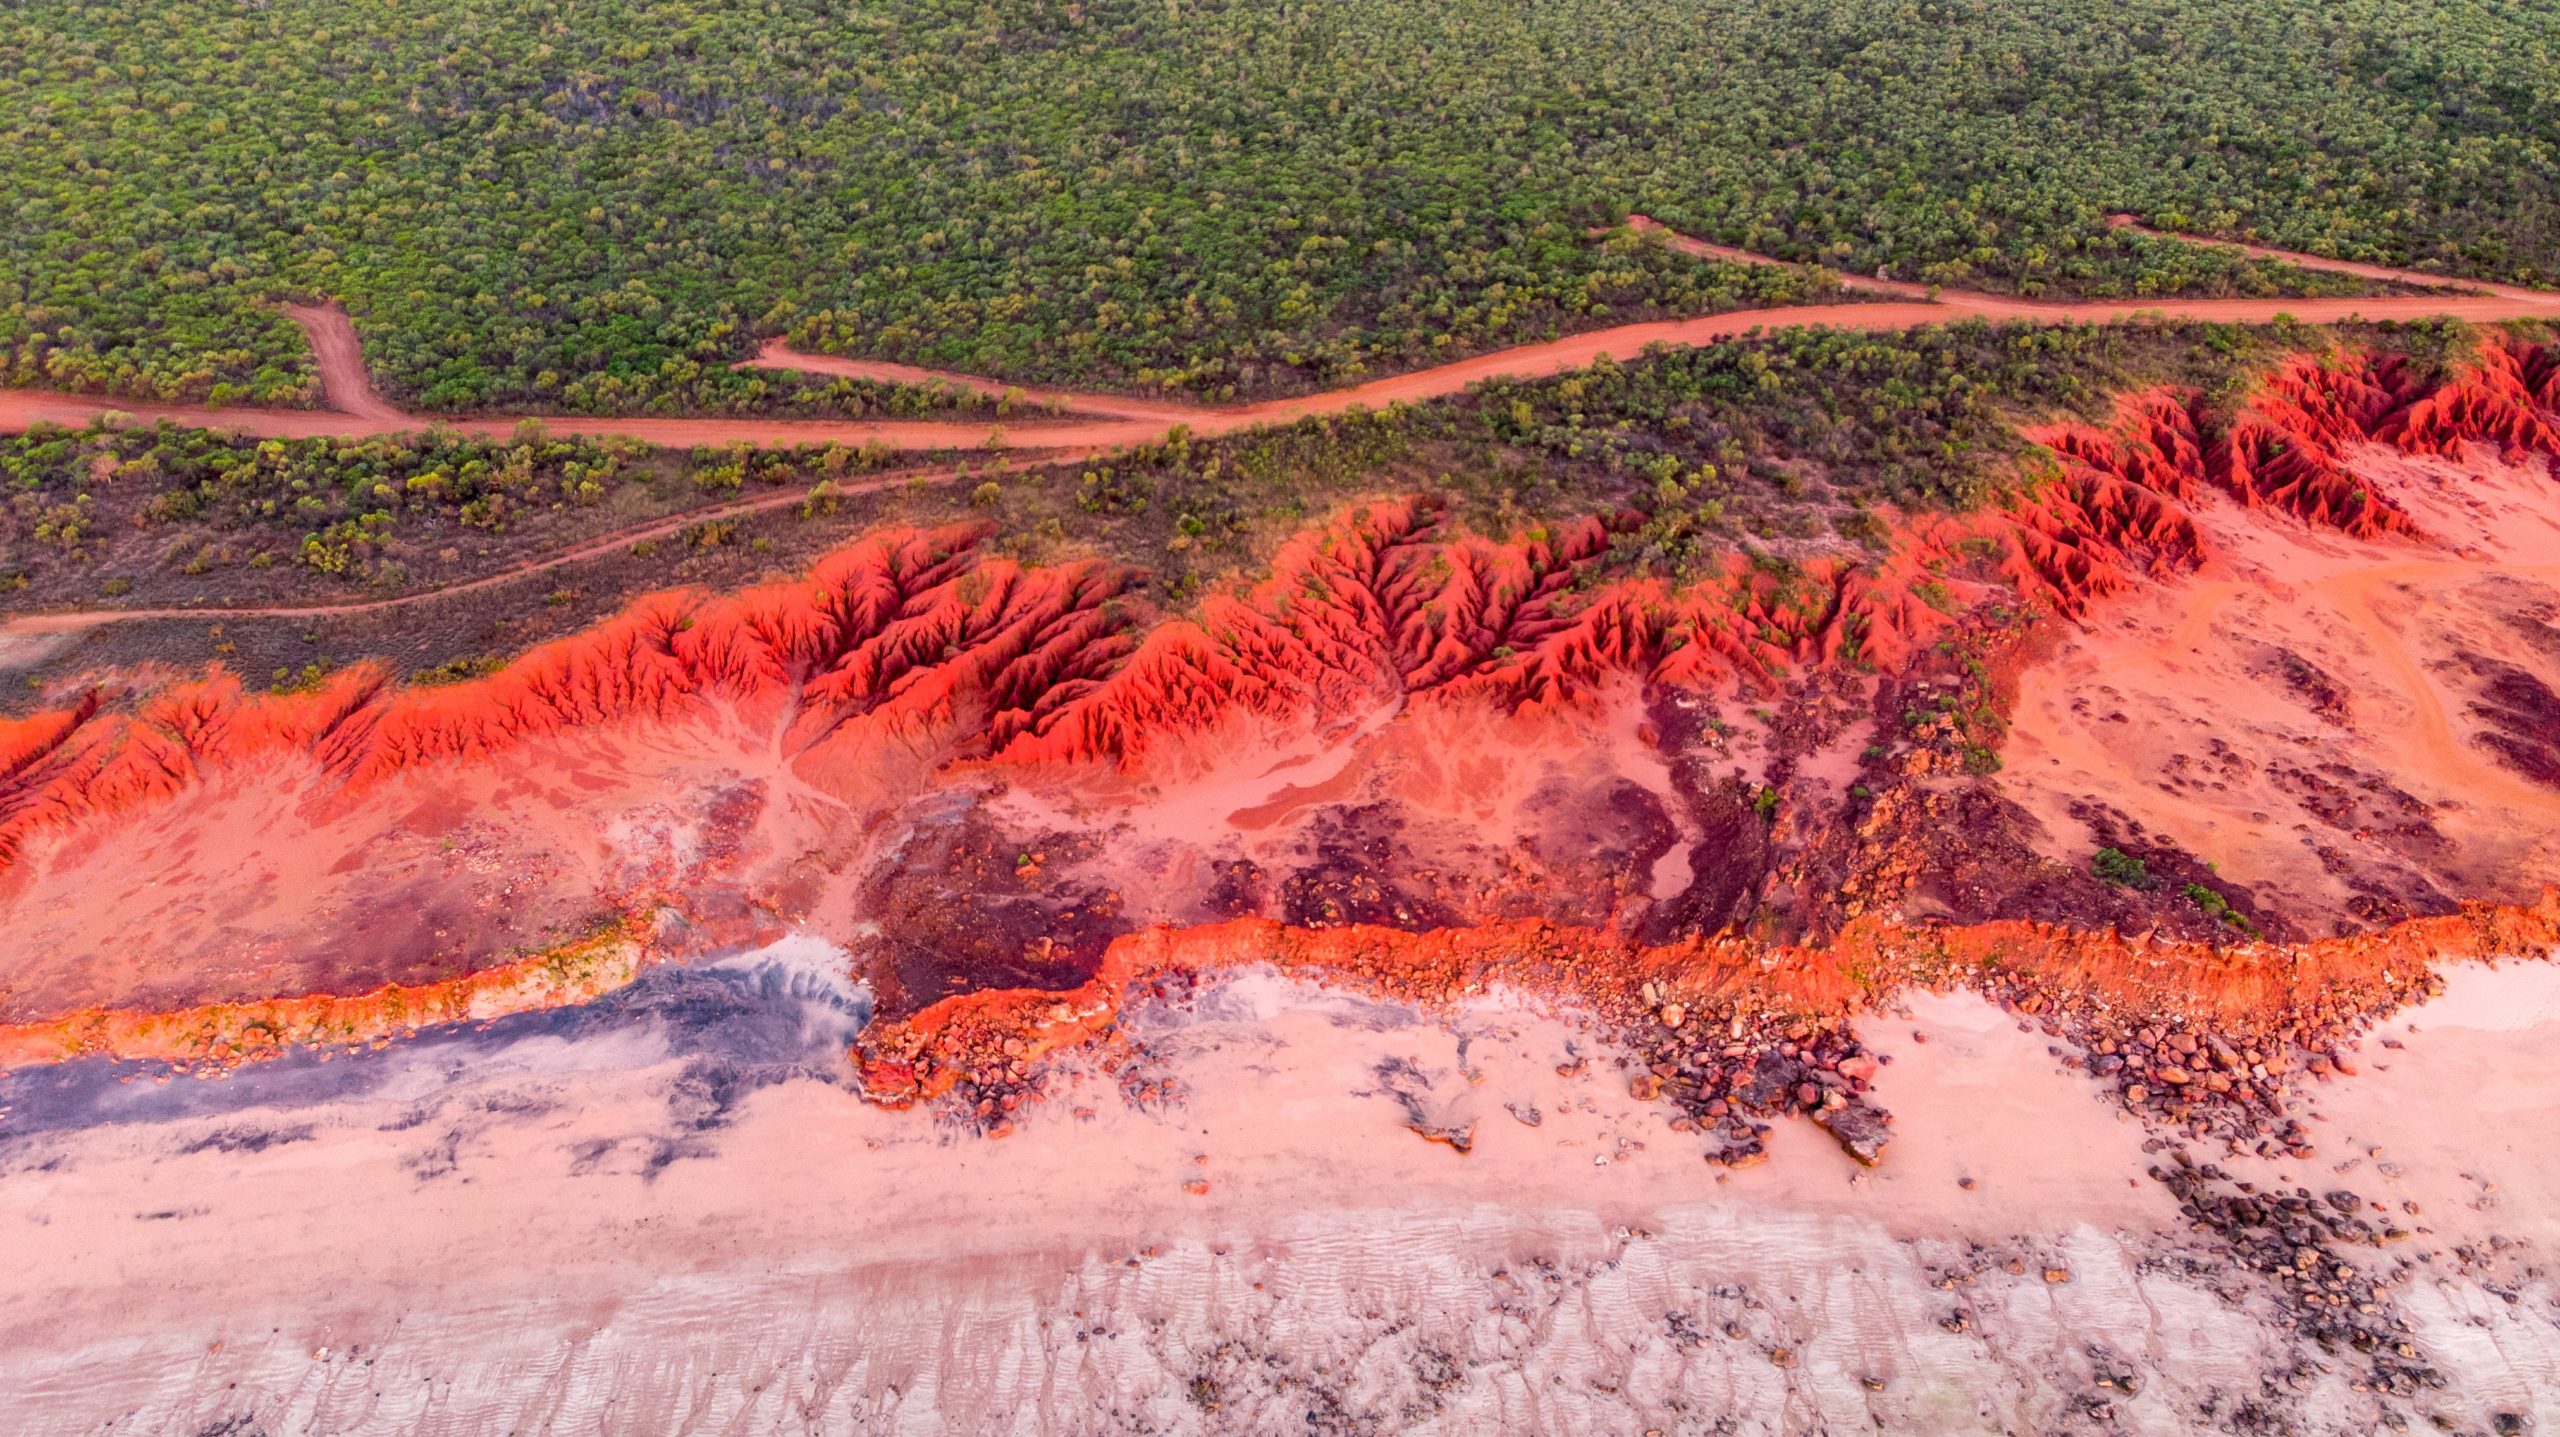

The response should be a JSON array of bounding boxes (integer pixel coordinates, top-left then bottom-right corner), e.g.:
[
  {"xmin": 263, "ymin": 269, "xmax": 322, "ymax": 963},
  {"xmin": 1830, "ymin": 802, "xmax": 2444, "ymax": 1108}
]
[{"xmin": 6, "ymin": 334, "xmax": 2560, "ymax": 1068}]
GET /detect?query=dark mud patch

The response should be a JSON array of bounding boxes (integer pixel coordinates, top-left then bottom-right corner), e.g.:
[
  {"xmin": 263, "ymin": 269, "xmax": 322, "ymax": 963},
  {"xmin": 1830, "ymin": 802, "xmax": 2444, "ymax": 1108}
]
[
  {"xmin": 1633, "ymin": 687, "xmax": 1774, "ymax": 943},
  {"xmin": 178, "ymin": 1122, "xmax": 316, "ymax": 1156},
  {"xmin": 1199, "ymin": 857, "xmax": 1274, "ymax": 921},
  {"xmin": 1637, "ymin": 771, "xmax": 1772, "ymax": 943},
  {"xmin": 854, "ymin": 796, "xmax": 1132, "ymax": 1016},
  {"xmin": 1277, "ymin": 804, "xmax": 1460, "ymax": 932},
  {"xmin": 0, "ymin": 943, "xmax": 871, "ymax": 1147},
  {"xmin": 1518, "ymin": 774, "xmax": 1679, "ymax": 926},
  {"xmin": 2461, "ymin": 650, "xmax": 2560, "ymax": 789},
  {"xmin": 2258, "ymin": 645, "xmax": 2354, "ymax": 726}
]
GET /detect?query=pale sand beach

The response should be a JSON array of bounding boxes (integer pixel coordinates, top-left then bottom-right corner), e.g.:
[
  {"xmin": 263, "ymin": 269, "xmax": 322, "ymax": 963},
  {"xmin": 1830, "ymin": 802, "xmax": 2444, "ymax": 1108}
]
[{"xmin": 2, "ymin": 948, "xmax": 2554, "ymax": 1434}]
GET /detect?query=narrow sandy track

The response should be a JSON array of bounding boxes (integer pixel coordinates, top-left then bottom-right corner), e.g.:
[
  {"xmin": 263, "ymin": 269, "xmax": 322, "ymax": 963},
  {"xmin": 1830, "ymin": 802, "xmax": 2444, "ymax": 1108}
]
[
  {"xmin": 736, "ymin": 340, "xmax": 1215, "ymax": 423},
  {"xmin": 1611, "ymin": 215, "xmax": 1938, "ymax": 299},
  {"xmin": 2314, "ymin": 558, "xmax": 2560, "ymax": 823},
  {"xmin": 282, "ymin": 304, "xmax": 406, "ymax": 423},
  {"xmin": 2102, "ymin": 215, "xmax": 2547, "ymax": 301},
  {"xmin": 2146, "ymin": 561, "xmax": 2560, "ymax": 826},
  {"xmin": 0, "ymin": 461, "xmax": 958, "ymax": 638}
]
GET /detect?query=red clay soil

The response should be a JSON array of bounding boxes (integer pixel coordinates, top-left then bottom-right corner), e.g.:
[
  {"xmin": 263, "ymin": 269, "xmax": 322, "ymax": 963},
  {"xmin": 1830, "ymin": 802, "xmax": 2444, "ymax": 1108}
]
[
  {"xmin": 11, "ymin": 332, "xmax": 2560, "ymax": 879},
  {"xmin": 282, "ymin": 304, "xmax": 405, "ymax": 424},
  {"xmin": 0, "ymin": 462, "xmax": 2200, "ymax": 885},
  {"xmin": 2027, "ymin": 336, "xmax": 2560, "ymax": 542},
  {"xmin": 5, "ymin": 227, "xmax": 2556, "ymax": 460},
  {"xmin": 1999, "ymin": 341, "xmax": 2560, "ymax": 932},
  {"xmin": 0, "ymin": 523, "xmax": 1110, "ymax": 870},
  {"xmin": 0, "ymin": 453, "xmax": 2182, "ymax": 1024}
]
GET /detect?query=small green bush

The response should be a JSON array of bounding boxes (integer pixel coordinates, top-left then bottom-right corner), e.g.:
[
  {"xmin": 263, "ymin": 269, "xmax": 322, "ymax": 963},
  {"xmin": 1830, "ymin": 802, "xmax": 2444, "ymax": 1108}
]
[
  {"xmin": 2184, "ymin": 881, "xmax": 2259, "ymax": 936},
  {"xmin": 2092, "ymin": 847, "xmax": 2152, "ymax": 889}
]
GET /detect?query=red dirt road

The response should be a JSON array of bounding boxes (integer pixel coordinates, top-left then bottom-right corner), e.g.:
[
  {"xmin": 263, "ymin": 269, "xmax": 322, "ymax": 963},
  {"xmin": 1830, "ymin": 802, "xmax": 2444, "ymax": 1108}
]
[
  {"xmin": 6, "ymin": 227, "xmax": 2554, "ymax": 460},
  {"xmin": 1610, "ymin": 215, "xmax": 1938, "ymax": 299},
  {"xmin": 737, "ymin": 340, "xmax": 1215, "ymax": 423},
  {"xmin": 283, "ymin": 304, "xmax": 406, "ymax": 423}
]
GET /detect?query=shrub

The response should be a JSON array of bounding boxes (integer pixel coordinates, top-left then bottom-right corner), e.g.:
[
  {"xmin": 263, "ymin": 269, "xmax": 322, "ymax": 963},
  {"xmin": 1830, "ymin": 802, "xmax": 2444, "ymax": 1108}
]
[{"xmin": 2092, "ymin": 847, "xmax": 2153, "ymax": 889}]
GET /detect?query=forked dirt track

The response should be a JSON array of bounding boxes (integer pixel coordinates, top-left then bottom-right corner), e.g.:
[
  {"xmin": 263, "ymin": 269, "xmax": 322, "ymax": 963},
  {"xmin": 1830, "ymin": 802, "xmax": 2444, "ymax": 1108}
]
[
  {"xmin": 1605, "ymin": 215, "xmax": 1936, "ymax": 299},
  {"xmin": 6, "ymin": 223, "xmax": 2554, "ymax": 459},
  {"xmin": 737, "ymin": 339, "xmax": 1213, "ymax": 423},
  {"xmin": 282, "ymin": 302, "xmax": 407, "ymax": 424},
  {"xmin": 4, "ymin": 222, "xmax": 2557, "ymax": 642},
  {"xmin": 12, "ymin": 281, "xmax": 2556, "ymax": 452},
  {"xmin": 2315, "ymin": 558, "xmax": 2560, "ymax": 821}
]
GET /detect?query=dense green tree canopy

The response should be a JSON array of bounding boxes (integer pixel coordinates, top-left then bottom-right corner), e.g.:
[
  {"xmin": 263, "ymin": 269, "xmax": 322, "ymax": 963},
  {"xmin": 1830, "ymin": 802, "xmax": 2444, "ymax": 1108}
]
[{"xmin": 3, "ymin": 0, "xmax": 2551, "ymax": 410}]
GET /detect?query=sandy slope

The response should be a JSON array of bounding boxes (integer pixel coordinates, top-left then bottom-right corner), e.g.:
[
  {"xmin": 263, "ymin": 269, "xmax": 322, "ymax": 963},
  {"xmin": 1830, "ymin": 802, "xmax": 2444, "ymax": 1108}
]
[{"xmin": 2001, "ymin": 446, "xmax": 2560, "ymax": 924}]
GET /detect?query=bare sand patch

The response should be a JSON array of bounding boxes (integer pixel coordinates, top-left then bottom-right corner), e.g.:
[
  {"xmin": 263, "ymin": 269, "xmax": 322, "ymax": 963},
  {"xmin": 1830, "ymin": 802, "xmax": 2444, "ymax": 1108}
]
[{"xmin": 2001, "ymin": 449, "xmax": 2560, "ymax": 929}]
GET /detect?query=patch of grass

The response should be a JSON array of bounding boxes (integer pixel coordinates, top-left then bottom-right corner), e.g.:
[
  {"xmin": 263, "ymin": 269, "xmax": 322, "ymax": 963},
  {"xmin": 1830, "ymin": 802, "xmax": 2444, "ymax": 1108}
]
[
  {"xmin": 2184, "ymin": 881, "xmax": 2260, "ymax": 937},
  {"xmin": 2092, "ymin": 847, "xmax": 2153, "ymax": 890},
  {"xmin": 411, "ymin": 654, "xmax": 507, "ymax": 686}
]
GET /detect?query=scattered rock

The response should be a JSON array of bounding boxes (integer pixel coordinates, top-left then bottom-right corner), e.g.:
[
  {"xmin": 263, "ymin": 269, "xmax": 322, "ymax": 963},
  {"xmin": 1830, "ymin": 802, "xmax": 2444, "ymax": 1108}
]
[
  {"xmin": 1812, "ymin": 1100, "xmax": 1893, "ymax": 1166},
  {"xmin": 1406, "ymin": 1121, "xmax": 1474, "ymax": 1154}
]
